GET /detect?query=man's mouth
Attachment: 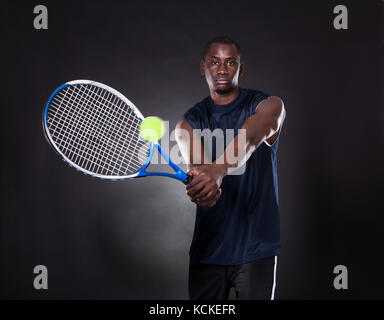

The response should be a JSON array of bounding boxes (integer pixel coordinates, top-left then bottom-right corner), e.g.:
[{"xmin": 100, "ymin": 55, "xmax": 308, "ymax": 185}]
[{"xmin": 215, "ymin": 79, "xmax": 230, "ymax": 84}]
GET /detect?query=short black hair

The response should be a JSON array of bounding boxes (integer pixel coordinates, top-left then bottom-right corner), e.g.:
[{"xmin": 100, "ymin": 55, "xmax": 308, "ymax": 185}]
[{"xmin": 202, "ymin": 36, "xmax": 241, "ymax": 61}]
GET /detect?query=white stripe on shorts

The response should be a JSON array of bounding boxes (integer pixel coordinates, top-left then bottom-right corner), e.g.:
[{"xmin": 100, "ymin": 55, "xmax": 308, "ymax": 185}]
[{"xmin": 271, "ymin": 256, "xmax": 277, "ymax": 300}]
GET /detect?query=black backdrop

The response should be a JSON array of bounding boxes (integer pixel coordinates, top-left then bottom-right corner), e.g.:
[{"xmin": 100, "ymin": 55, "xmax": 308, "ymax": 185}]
[{"xmin": 1, "ymin": 0, "xmax": 383, "ymax": 299}]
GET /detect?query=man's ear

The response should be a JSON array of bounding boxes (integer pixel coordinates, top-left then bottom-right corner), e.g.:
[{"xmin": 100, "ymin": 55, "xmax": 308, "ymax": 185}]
[{"xmin": 200, "ymin": 60, "xmax": 205, "ymax": 76}]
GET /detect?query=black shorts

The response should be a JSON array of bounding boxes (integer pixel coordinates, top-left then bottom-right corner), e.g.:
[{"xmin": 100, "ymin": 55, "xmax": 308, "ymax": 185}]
[{"xmin": 189, "ymin": 256, "xmax": 277, "ymax": 300}]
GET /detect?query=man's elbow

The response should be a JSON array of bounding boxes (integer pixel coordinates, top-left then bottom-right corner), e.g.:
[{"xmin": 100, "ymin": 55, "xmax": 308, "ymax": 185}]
[
  {"xmin": 268, "ymin": 96, "xmax": 286, "ymax": 132},
  {"xmin": 254, "ymin": 97, "xmax": 285, "ymax": 145}
]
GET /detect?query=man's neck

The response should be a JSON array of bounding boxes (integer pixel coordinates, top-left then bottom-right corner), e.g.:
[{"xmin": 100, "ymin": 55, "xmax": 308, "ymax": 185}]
[{"xmin": 210, "ymin": 87, "xmax": 239, "ymax": 106}]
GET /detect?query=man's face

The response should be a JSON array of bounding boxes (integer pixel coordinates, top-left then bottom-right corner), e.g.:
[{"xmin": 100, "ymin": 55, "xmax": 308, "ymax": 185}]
[{"xmin": 201, "ymin": 42, "xmax": 243, "ymax": 95}]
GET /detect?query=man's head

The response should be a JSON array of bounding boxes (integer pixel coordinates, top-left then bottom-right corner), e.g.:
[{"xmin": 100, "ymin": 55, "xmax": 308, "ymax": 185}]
[{"xmin": 201, "ymin": 36, "xmax": 243, "ymax": 95}]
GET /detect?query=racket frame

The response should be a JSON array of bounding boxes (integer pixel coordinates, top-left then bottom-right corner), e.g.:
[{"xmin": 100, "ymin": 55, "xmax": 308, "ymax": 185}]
[{"xmin": 43, "ymin": 80, "xmax": 190, "ymax": 184}]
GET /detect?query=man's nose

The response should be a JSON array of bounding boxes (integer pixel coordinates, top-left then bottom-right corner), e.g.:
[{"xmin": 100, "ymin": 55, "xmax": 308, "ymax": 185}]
[{"xmin": 217, "ymin": 63, "xmax": 228, "ymax": 74}]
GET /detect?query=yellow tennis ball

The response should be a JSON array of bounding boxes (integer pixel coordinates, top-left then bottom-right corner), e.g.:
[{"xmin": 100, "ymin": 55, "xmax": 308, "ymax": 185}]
[{"xmin": 139, "ymin": 116, "xmax": 165, "ymax": 142}]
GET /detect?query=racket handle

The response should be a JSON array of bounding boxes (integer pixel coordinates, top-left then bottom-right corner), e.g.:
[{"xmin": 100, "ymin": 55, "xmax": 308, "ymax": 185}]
[{"xmin": 183, "ymin": 175, "xmax": 193, "ymax": 185}]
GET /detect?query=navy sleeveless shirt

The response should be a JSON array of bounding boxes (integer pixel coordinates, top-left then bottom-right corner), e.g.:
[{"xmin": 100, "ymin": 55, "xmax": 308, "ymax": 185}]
[{"xmin": 183, "ymin": 88, "xmax": 281, "ymax": 265}]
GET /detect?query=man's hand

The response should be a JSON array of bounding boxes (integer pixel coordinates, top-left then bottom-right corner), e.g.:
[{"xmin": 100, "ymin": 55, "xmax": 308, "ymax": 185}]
[{"xmin": 186, "ymin": 164, "xmax": 226, "ymax": 207}]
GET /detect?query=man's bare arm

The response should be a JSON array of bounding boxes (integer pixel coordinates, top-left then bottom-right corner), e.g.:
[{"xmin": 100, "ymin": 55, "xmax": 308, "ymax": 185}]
[
  {"xmin": 187, "ymin": 96, "xmax": 286, "ymax": 201},
  {"xmin": 175, "ymin": 120, "xmax": 221, "ymax": 207},
  {"xmin": 175, "ymin": 120, "xmax": 210, "ymax": 171},
  {"xmin": 215, "ymin": 96, "xmax": 286, "ymax": 173}
]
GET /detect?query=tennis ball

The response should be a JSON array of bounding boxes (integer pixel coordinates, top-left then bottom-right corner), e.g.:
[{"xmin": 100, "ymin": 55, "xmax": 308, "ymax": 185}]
[{"xmin": 139, "ymin": 116, "xmax": 165, "ymax": 142}]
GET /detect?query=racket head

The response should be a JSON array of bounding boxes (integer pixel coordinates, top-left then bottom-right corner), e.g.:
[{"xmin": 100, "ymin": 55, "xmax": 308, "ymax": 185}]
[{"xmin": 42, "ymin": 80, "xmax": 153, "ymax": 180}]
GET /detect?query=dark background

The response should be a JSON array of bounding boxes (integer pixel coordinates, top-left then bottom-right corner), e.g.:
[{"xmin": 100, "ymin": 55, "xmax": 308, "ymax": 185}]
[{"xmin": 1, "ymin": 0, "xmax": 383, "ymax": 299}]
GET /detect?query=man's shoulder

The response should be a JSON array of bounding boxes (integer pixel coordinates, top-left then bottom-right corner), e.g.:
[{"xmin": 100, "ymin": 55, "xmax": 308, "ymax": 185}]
[
  {"xmin": 241, "ymin": 88, "xmax": 273, "ymax": 112},
  {"xmin": 184, "ymin": 96, "xmax": 210, "ymax": 118},
  {"xmin": 241, "ymin": 87, "xmax": 271, "ymax": 99}
]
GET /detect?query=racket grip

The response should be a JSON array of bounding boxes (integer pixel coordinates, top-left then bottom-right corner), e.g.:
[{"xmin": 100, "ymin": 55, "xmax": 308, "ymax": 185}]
[{"xmin": 183, "ymin": 175, "xmax": 193, "ymax": 185}]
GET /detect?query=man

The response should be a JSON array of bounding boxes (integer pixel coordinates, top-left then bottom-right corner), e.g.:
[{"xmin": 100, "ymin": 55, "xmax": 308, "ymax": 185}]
[{"xmin": 175, "ymin": 36, "xmax": 286, "ymax": 300}]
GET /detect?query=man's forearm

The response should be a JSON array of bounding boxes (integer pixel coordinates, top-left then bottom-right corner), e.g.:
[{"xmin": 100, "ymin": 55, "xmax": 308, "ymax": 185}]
[
  {"xmin": 214, "ymin": 97, "xmax": 285, "ymax": 176},
  {"xmin": 214, "ymin": 129, "xmax": 260, "ymax": 175}
]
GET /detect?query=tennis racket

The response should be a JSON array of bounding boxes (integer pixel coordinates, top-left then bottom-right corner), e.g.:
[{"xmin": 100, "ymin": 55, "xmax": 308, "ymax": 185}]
[{"xmin": 42, "ymin": 80, "xmax": 192, "ymax": 184}]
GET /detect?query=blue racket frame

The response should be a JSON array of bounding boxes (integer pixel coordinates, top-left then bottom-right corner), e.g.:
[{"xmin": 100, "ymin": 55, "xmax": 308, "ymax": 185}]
[
  {"xmin": 43, "ymin": 80, "xmax": 192, "ymax": 185},
  {"xmin": 137, "ymin": 141, "xmax": 190, "ymax": 184}
]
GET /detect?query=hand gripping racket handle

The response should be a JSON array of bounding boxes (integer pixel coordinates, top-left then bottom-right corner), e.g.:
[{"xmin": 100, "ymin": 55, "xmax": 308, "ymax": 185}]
[{"xmin": 183, "ymin": 175, "xmax": 193, "ymax": 185}]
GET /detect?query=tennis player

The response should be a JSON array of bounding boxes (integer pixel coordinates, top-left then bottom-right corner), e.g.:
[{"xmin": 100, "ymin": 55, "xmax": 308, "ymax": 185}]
[{"xmin": 175, "ymin": 36, "xmax": 286, "ymax": 300}]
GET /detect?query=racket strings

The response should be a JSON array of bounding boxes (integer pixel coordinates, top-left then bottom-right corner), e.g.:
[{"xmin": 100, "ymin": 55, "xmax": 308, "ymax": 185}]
[
  {"xmin": 48, "ymin": 86, "xmax": 128, "ymax": 174},
  {"xmin": 51, "ymin": 87, "xmax": 147, "ymax": 167},
  {"xmin": 55, "ymin": 85, "xmax": 148, "ymax": 174},
  {"xmin": 49, "ymin": 89, "xmax": 130, "ymax": 175},
  {"xmin": 59, "ymin": 86, "xmax": 145, "ymax": 167},
  {"xmin": 46, "ymin": 84, "xmax": 150, "ymax": 176},
  {"xmin": 49, "ymin": 86, "xmax": 147, "ymax": 175},
  {"xmin": 56, "ymin": 86, "xmax": 130, "ymax": 173}
]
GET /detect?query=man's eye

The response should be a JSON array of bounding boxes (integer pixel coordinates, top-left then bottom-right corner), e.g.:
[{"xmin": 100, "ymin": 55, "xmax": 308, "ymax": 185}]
[
  {"xmin": 211, "ymin": 61, "xmax": 219, "ymax": 65},
  {"xmin": 227, "ymin": 61, "xmax": 235, "ymax": 66}
]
